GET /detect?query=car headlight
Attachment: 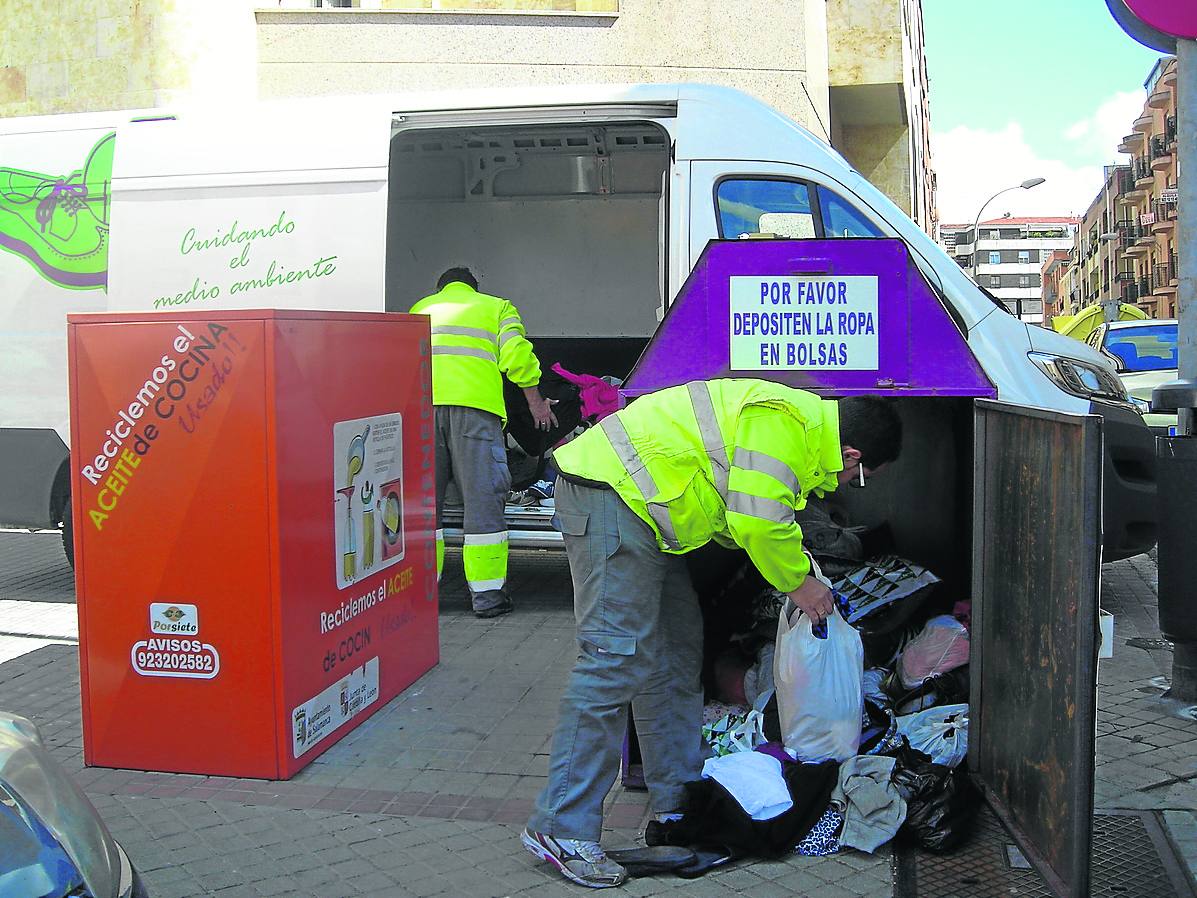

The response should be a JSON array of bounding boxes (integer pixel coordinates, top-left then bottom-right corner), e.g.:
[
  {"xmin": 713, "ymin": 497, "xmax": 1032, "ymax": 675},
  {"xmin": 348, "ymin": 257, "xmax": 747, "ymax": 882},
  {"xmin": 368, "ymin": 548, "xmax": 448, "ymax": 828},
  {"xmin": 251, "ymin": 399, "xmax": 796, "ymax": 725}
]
[{"xmin": 1028, "ymin": 352, "xmax": 1130, "ymax": 403}]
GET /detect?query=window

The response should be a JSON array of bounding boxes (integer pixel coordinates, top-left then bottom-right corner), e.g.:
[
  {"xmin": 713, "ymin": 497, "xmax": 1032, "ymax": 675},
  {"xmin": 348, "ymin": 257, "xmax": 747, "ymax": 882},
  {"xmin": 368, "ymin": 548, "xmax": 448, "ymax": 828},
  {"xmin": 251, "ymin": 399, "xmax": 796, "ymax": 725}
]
[
  {"xmin": 715, "ymin": 180, "xmax": 884, "ymax": 241},
  {"xmin": 989, "ymin": 251, "xmax": 1001, "ymax": 265},
  {"xmin": 1103, "ymin": 322, "xmax": 1178, "ymax": 372},
  {"xmin": 990, "ymin": 276, "xmax": 1001, "ymax": 288},
  {"xmin": 1018, "ymin": 250, "xmax": 1030, "ymax": 264},
  {"xmin": 988, "ymin": 229, "xmax": 1000, "ymax": 240},
  {"xmin": 817, "ymin": 188, "xmax": 884, "ymax": 237},
  {"xmin": 716, "ymin": 179, "xmax": 816, "ymax": 240},
  {"xmin": 1019, "ymin": 275, "xmax": 1031, "ymax": 288}
]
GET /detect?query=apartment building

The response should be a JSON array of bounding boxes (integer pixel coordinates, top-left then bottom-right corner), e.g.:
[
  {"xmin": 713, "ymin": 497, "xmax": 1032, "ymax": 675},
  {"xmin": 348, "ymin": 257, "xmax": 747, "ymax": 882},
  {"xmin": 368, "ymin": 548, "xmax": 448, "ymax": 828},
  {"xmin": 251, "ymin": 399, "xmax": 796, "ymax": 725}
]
[
  {"xmin": 1041, "ymin": 248, "xmax": 1073, "ymax": 322},
  {"xmin": 0, "ymin": 0, "xmax": 938, "ymax": 235},
  {"xmin": 939, "ymin": 216, "xmax": 1079, "ymax": 324},
  {"xmin": 1067, "ymin": 56, "xmax": 1178, "ymax": 319}
]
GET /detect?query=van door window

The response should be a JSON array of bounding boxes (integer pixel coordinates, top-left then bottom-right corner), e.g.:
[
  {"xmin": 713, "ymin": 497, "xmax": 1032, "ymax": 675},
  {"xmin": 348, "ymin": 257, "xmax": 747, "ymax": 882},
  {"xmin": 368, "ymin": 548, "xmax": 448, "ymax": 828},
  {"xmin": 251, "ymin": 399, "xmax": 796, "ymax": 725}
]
[
  {"xmin": 716, "ymin": 178, "xmax": 817, "ymax": 239},
  {"xmin": 816, "ymin": 187, "xmax": 884, "ymax": 237}
]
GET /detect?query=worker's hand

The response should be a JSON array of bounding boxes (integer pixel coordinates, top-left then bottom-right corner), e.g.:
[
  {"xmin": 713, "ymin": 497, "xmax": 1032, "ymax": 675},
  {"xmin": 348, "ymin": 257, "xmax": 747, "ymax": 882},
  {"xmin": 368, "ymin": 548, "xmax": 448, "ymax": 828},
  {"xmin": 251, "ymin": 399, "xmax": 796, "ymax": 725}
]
[
  {"xmin": 524, "ymin": 388, "xmax": 559, "ymax": 431},
  {"xmin": 786, "ymin": 577, "xmax": 834, "ymax": 625}
]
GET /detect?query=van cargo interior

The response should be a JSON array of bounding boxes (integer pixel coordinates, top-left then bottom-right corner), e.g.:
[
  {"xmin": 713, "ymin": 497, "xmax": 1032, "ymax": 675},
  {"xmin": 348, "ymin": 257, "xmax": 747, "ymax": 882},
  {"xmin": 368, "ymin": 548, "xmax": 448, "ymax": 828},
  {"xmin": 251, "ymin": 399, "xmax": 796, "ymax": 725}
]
[{"xmin": 386, "ymin": 119, "xmax": 669, "ymax": 380}]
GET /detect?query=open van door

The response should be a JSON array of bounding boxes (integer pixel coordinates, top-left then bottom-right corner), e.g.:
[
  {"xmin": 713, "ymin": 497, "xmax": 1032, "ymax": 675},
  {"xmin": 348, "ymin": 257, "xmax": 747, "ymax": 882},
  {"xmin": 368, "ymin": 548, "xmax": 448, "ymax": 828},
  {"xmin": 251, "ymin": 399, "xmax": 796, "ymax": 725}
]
[{"xmin": 971, "ymin": 399, "xmax": 1103, "ymax": 898}]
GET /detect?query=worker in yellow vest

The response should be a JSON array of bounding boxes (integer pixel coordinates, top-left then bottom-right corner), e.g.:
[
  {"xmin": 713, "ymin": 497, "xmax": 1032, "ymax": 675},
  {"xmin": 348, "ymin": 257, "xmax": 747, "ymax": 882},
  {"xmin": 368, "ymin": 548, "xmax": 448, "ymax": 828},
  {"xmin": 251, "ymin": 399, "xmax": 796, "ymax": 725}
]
[
  {"xmin": 411, "ymin": 268, "xmax": 556, "ymax": 617},
  {"xmin": 521, "ymin": 379, "xmax": 902, "ymax": 888}
]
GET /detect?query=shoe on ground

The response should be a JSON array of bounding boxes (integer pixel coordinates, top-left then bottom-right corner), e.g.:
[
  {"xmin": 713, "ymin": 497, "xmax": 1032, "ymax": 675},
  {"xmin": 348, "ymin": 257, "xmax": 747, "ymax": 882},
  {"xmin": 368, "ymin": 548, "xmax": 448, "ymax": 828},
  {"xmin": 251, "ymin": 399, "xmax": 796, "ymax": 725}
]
[
  {"xmin": 521, "ymin": 828, "xmax": 628, "ymax": 889},
  {"xmin": 472, "ymin": 592, "xmax": 513, "ymax": 618}
]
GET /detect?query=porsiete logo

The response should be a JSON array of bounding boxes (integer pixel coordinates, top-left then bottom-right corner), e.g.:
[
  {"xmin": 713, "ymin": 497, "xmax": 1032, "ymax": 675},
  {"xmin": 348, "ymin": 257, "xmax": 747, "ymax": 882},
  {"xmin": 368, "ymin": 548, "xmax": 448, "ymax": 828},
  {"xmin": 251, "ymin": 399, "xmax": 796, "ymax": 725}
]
[{"xmin": 149, "ymin": 602, "xmax": 199, "ymax": 635}]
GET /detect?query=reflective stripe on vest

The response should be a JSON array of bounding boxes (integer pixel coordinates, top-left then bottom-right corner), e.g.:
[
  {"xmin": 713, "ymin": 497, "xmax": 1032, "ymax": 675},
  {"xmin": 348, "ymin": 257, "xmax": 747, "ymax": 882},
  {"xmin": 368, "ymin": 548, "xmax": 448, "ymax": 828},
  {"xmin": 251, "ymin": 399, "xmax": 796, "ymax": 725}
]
[
  {"xmin": 733, "ymin": 447, "xmax": 799, "ymax": 494},
  {"xmin": 727, "ymin": 490, "xmax": 794, "ymax": 523},
  {"xmin": 598, "ymin": 413, "xmax": 681, "ymax": 550},
  {"xmin": 499, "ymin": 316, "xmax": 521, "ymax": 330},
  {"xmin": 687, "ymin": 381, "xmax": 729, "ymax": 498},
  {"xmin": 431, "ymin": 324, "xmax": 498, "ymax": 343},
  {"xmin": 432, "ymin": 345, "xmax": 498, "ymax": 362}
]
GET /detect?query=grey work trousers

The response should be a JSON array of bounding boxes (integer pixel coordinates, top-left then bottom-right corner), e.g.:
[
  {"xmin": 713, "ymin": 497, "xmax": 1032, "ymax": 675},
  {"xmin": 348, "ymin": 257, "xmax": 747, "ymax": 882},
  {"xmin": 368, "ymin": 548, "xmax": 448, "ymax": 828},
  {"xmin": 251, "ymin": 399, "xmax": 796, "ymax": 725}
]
[
  {"xmin": 434, "ymin": 406, "xmax": 511, "ymax": 608},
  {"xmin": 527, "ymin": 479, "xmax": 706, "ymax": 841}
]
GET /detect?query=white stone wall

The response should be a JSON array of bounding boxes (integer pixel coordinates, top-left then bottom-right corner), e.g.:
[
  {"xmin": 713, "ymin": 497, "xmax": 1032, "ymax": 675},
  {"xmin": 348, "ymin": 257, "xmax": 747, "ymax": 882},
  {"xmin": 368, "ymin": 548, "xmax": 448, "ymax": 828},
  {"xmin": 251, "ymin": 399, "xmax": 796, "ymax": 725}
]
[{"xmin": 255, "ymin": 1, "xmax": 832, "ymax": 139}]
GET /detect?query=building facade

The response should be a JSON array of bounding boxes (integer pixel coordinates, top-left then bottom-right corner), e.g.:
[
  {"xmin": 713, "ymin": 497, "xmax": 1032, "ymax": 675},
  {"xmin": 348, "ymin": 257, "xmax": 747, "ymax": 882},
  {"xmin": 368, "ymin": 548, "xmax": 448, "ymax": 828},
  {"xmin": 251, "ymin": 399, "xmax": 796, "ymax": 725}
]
[
  {"xmin": 1066, "ymin": 56, "xmax": 1178, "ymax": 319},
  {"xmin": 939, "ymin": 216, "xmax": 1080, "ymax": 324},
  {"xmin": 1040, "ymin": 248, "xmax": 1072, "ymax": 322},
  {"xmin": 0, "ymin": 0, "xmax": 938, "ymax": 235}
]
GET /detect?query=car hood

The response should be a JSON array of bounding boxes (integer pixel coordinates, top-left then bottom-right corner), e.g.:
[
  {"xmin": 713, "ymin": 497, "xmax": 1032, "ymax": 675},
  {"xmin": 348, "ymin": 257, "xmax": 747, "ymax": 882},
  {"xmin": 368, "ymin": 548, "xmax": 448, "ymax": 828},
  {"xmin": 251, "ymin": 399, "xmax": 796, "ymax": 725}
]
[
  {"xmin": 0, "ymin": 712, "xmax": 122, "ymax": 898},
  {"xmin": 1120, "ymin": 368, "xmax": 1178, "ymax": 403}
]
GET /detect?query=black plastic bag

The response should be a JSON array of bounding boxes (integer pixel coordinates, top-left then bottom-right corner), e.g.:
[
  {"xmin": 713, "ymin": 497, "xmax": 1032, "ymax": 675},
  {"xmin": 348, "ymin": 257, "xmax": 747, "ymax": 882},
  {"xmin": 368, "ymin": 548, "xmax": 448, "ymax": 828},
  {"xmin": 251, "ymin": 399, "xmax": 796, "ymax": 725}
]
[{"xmin": 893, "ymin": 742, "xmax": 979, "ymax": 852}]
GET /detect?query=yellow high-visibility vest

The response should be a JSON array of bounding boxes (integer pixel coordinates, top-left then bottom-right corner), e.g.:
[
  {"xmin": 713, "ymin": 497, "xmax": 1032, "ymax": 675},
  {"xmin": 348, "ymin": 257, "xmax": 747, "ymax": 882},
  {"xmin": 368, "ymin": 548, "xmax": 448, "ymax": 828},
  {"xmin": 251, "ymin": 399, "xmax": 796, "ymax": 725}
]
[
  {"xmin": 410, "ymin": 282, "xmax": 541, "ymax": 422},
  {"xmin": 553, "ymin": 379, "xmax": 843, "ymax": 592}
]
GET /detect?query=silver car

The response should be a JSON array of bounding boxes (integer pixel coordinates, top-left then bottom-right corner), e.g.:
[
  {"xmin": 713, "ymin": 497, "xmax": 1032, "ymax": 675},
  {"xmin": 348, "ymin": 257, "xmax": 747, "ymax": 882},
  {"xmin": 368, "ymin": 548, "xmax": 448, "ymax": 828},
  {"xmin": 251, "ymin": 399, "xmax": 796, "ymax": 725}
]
[{"xmin": 0, "ymin": 712, "xmax": 145, "ymax": 898}]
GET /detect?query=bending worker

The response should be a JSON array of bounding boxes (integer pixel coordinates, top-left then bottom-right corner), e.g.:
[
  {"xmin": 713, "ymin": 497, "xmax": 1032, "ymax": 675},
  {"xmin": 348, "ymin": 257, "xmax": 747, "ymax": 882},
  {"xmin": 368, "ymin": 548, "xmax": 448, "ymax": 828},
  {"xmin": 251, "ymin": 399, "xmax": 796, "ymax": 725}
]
[
  {"xmin": 521, "ymin": 379, "xmax": 902, "ymax": 888},
  {"xmin": 411, "ymin": 267, "xmax": 556, "ymax": 618}
]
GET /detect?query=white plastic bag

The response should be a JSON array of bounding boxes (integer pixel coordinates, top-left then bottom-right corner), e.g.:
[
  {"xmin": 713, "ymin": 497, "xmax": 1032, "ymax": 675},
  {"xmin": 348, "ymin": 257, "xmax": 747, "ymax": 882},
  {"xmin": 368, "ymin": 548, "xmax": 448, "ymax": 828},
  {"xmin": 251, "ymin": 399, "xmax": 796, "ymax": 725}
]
[
  {"xmin": 895, "ymin": 703, "xmax": 969, "ymax": 768},
  {"xmin": 773, "ymin": 604, "xmax": 864, "ymax": 763}
]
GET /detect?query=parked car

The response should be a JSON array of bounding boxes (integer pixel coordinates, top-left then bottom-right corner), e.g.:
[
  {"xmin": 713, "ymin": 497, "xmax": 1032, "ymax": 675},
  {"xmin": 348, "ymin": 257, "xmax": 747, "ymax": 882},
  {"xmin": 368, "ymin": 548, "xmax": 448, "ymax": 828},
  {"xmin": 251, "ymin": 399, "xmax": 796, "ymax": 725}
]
[
  {"xmin": 0, "ymin": 712, "xmax": 145, "ymax": 898},
  {"xmin": 1085, "ymin": 318, "xmax": 1178, "ymax": 435}
]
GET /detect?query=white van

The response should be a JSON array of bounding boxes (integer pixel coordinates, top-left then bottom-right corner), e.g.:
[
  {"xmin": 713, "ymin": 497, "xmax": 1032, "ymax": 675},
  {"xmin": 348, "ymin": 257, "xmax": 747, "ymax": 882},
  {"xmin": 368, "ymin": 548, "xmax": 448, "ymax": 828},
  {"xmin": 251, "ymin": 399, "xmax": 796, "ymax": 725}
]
[{"xmin": 0, "ymin": 83, "xmax": 1157, "ymax": 562}]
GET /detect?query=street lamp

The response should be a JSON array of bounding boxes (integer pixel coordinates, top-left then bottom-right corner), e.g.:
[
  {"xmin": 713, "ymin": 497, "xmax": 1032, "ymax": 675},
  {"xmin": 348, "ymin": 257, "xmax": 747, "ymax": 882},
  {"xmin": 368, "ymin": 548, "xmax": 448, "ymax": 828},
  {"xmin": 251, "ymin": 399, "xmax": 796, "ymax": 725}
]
[{"xmin": 968, "ymin": 177, "xmax": 1047, "ymax": 279}]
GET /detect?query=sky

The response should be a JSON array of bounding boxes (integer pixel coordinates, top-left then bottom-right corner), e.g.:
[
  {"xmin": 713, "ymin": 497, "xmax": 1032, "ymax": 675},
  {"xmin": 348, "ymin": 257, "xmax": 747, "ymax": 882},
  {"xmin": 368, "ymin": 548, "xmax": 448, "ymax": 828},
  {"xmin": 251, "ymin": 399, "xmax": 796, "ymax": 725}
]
[{"xmin": 924, "ymin": 0, "xmax": 1164, "ymax": 225}]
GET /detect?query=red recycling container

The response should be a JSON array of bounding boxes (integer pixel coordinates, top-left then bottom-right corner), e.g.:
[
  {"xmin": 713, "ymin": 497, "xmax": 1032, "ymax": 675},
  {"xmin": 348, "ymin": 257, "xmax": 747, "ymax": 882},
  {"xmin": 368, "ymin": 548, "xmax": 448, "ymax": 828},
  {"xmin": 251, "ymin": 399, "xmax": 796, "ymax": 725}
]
[{"xmin": 68, "ymin": 309, "xmax": 437, "ymax": 779}]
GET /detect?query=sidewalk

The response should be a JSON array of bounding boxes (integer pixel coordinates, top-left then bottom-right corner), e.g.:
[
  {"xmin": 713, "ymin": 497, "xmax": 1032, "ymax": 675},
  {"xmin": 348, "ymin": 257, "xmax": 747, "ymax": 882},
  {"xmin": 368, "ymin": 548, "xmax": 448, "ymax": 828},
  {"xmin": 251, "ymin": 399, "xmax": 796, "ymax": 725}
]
[{"xmin": 0, "ymin": 530, "xmax": 1194, "ymax": 896}]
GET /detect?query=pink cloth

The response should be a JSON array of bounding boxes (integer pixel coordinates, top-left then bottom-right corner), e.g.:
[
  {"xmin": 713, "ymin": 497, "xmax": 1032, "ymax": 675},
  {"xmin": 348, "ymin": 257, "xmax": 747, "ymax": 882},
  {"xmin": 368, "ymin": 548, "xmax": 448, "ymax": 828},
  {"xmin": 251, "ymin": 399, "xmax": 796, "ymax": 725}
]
[{"xmin": 551, "ymin": 363, "xmax": 624, "ymax": 422}]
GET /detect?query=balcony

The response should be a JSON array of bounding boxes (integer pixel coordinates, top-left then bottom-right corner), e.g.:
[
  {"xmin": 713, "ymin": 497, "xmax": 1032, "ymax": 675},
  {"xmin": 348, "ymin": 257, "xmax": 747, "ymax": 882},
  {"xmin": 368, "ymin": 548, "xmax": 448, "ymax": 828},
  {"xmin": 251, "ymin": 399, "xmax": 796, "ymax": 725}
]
[
  {"xmin": 1118, "ymin": 131, "xmax": 1145, "ymax": 154},
  {"xmin": 1152, "ymin": 200, "xmax": 1177, "ymax": 233},
  {"xmin": 1166, "ymin": 114, "xmax": 1178, "ymax": 147},
  {"xmin": 1133, "ymin": 110, "xmax": 1155, "ymax": 133},
  {"xmin": 1138, "ymin": 275, "xmax": 1152, "ymax": 297},
  {"xmin": 1151, "ymin": 135, "xmax": 1173, "ymax": 171},
  {"xmin": 1134, "ymin": 157, "xmax": 1154, "ymax": 186},
  {"xmin": 1153, "ymin": 261, "xmax": 1176, "ymax": 294},
  {"xmin": 1148, "ymin": 86, "xmax": 1171, "ymax": 109},
  {"xmin": 1115, "ymin": 269, "xmax": 1136, "ymax": 284},
  {"xmin": 1123, "ymin": 283, "xmax": 1140, "ymax": 303}
]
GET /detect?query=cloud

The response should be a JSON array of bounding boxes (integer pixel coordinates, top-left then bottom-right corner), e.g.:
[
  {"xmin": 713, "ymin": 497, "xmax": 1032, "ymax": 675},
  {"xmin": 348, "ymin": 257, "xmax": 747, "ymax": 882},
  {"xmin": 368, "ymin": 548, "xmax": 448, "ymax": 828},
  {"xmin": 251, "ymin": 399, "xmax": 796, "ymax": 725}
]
[
  {"xmin": 933, "ymin": 88, "xmax": 1147, "ymax": 225},
  {"xmin": 1062, "ymin": 89, "xmax": 1145, "ymax": 160},
  {"xmin": 933, "ymin": 121, "xmax": 1104, "ymax": 223}
]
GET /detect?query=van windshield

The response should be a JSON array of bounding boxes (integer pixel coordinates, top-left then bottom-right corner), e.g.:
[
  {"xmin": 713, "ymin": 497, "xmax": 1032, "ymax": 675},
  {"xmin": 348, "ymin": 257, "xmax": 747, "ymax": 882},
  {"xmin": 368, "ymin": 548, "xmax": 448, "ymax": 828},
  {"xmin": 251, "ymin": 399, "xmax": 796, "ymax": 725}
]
[{"xmin": 1104, "ymin": 323, "xmax": 1178, "ymax": 372}]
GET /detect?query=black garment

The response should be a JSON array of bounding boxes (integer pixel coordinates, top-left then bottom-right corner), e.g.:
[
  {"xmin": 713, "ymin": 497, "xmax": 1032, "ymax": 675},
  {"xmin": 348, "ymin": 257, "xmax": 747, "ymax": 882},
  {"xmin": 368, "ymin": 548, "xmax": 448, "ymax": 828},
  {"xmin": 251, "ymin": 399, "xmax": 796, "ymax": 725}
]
[
  {"xmin": 502, "ymin": 370, "xmax": 582, "ymax": 458},
  {"xmin": 664, "ymin": 759, "xmax": 840, "ymax": 859}
]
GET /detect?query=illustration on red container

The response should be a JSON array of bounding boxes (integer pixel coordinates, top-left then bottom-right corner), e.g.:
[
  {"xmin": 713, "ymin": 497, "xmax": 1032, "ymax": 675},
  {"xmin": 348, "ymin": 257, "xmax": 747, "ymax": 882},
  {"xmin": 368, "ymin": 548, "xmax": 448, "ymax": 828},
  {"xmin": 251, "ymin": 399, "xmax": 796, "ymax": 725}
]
[{"xmin": 333, "ymin": 413, "xmax": 405, "ymax": 589}]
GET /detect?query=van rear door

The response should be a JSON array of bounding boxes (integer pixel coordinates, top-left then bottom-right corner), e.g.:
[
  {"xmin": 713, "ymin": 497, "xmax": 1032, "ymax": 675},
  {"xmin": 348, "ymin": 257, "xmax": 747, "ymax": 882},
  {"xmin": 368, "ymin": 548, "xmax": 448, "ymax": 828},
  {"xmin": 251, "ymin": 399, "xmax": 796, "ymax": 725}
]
[{"xmin": 108, "ymin": 103, "xmax": 390, "ymax": 314}]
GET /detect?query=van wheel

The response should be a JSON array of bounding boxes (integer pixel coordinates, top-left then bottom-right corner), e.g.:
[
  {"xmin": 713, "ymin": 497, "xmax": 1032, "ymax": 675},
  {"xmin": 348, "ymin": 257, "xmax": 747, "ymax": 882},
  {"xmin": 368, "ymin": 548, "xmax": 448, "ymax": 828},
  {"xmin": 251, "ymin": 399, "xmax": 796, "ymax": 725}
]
[{"xmin": 62, "ymin": 509, "xmax": 74, "ymax": 568}]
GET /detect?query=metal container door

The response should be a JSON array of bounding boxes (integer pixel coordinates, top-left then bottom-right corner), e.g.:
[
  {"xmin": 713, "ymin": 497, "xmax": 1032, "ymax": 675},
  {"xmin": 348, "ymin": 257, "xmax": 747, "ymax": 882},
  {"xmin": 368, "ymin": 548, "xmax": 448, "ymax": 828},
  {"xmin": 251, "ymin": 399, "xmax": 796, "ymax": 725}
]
[{"xmin": 970, "ymin": 399, "xmax": 1103, "ymax": 898}]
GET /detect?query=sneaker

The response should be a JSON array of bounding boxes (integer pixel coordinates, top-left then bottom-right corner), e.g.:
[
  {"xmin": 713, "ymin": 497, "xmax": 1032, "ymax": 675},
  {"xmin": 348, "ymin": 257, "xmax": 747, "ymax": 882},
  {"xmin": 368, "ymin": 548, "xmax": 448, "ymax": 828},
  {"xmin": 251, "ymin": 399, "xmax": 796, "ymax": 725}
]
[
  {"xmin": 521, "ymin": 828, "xmax": 627, "ymax": 889},
  {"xmin": 472, "ymin": 591, "xmax": 513, "ymax": 619},
  {"xmin": 527, "ymin": 479, "xmax": 555, "ymax": 501}
]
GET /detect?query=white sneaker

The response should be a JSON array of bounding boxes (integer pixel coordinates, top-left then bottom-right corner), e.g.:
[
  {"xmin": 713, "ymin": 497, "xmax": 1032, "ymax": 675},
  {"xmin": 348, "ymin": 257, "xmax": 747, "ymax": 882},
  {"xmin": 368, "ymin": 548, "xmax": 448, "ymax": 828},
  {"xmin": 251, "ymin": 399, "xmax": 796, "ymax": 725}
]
[{"xmin": 521, "ymin": 828, "xmax": 628, "ymax": 889}]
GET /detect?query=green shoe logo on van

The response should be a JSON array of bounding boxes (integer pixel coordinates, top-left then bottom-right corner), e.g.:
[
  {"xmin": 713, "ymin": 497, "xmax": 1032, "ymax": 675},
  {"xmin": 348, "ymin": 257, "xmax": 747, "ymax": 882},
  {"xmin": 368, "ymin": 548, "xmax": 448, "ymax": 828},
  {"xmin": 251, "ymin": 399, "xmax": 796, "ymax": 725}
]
[{"xmin": 0, "ymin": 131, "xmax": 115, "ymax": 290}]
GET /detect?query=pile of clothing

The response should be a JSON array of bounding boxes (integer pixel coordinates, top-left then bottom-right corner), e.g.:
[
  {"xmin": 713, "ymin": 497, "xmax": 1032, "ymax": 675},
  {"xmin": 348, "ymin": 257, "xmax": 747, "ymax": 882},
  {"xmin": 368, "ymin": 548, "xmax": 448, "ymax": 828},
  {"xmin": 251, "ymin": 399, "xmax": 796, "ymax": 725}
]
[{"xmin": 664, "ymin": 499, "xmax": 977, "ymax": 874}]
